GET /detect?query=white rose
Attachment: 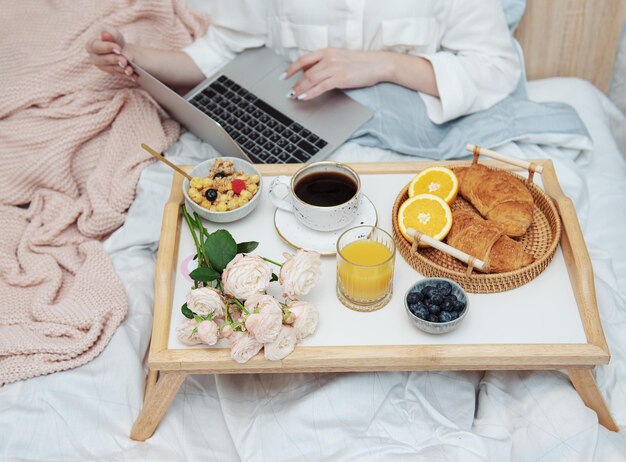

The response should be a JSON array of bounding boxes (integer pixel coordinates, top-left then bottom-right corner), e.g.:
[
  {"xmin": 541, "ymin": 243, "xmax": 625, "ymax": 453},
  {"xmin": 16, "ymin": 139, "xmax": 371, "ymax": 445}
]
[
  {"xmin": 186, "ymin": 287, "xmax": 225, "ymax": 318},
  {"xmin": 196, "ymin": 320, "xmax": 219, "ymax": 345},
  {"xmin": 221, "ymin": 324, "xmax": 234, "ymax": 338},
  {"xmin": 264, "ymin": 325, "xmax": 297, "ymax": 361},
  {"xmin": 279, "ymin": 250, "xmax": 321, "ymax": 299},
  {"xmin": 244, "ymin": 294, "xmax": 283, "ymax": 343},
  {"xmin": 229, "ymin": 331, "xmax": 263, "ymax": 364},
  {"xmin": 176, "ymin": 319, "xmax": 202, "ymax": 346},
  {"xmin": 222, "ymin": 254, "xmax": 272, "ymax": 300},
  {"xmin": 288, "ymin": 301, "xmax": 319, "ymax": 340}
]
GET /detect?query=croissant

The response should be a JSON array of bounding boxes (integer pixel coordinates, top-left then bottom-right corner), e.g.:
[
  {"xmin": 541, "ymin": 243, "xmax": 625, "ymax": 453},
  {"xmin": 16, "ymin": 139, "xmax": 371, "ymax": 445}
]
[
  {"xmin": 455, "ymin": 164, "xmax": 534, "ymax": 237},
  {"xmin": 446, "ymin": 209, "xmax": 534, "ymax": 273}
]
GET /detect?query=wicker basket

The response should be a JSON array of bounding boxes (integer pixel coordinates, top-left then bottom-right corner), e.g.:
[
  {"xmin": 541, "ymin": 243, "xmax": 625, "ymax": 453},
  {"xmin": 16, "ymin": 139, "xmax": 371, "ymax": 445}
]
[{"xmin": 391, "ymin": 164, "xmax": 562, "ymax": 293}]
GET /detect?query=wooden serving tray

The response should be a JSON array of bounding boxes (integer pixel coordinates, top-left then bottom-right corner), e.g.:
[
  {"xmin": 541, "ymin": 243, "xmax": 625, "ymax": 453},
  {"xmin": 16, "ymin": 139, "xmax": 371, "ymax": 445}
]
[{"xmin": 130, "ymin": 160, "xmax": 617, "ymax": 441}]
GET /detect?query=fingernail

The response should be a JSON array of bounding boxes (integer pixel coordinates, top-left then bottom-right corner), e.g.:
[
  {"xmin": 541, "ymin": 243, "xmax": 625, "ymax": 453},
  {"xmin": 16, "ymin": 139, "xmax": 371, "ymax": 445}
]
[
  {"xmin": 285, "ymin": 90, "xmax": 295, "ymax": 98},
  {"xmin": 278, "ymin": 71, "xmax": 287, "ymax": 80},
  {"xmin": 125, "ymin": 68, "xmax": 132, "ymax": 76},
  {"xmin": 297, "ymin": 93, "xmax": 308, "ymax": 101},
  {"xmin": 118, "ymin": 61, "xmax": 125, "ymax": 69},
  {"xmin": 112, "ymin": 48, "xmax": 121, "ymax": 55}
]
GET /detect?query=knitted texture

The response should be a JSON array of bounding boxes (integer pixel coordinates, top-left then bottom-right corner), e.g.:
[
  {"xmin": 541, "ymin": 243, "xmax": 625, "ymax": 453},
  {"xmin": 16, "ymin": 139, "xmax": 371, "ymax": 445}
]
[{"xmin": 0, "ymin": 0, "xmax": 209, "ymax": 385}]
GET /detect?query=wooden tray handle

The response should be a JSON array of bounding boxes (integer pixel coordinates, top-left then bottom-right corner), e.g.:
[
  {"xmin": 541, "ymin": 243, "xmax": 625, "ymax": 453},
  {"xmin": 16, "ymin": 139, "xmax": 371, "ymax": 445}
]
[
  {"xmin": 407, "ymin": 228, "xmax": 487, "ymax": 274},
  {"xmin": 466, "ymin": 144, "xmax": 543, "ymax": 183}
]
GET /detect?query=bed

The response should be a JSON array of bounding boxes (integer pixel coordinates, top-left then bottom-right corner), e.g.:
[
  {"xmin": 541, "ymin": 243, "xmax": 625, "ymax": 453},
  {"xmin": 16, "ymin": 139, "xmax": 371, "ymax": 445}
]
[{"xmin": 1, "ymin": 1, "xmax": 625, "ymax": 461}]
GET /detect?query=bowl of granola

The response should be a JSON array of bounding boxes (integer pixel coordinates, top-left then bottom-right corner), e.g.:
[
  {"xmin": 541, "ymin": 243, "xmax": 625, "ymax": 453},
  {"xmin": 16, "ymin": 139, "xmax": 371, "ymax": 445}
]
[{"xmin": 183, "ymin": 157, "xmax": 262, "ymax": 223}]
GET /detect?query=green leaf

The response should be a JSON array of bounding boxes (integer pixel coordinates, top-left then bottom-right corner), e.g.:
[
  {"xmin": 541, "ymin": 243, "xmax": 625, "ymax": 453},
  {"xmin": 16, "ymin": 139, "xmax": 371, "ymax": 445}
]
[
  {"xmin": 181, "ymin": 303, "xmax": 194, "ymax": 319},
  {"xmin": 237, "ymin": 241, "xmax": 259, "ymax": 254},
  {"xmin": 270, "ymin": 273, "xmax": 279, "ymax": 282},
  {"xmin": 193, "ymin": 314, "xmax": 204, "ymax": 324},
  {"xmin": 190, "ymin": 266, "xmax": 221, "ymax": 282},
  {"xmin": 204, "ymin": 229, "xmax": 237, "ymax": 272}
]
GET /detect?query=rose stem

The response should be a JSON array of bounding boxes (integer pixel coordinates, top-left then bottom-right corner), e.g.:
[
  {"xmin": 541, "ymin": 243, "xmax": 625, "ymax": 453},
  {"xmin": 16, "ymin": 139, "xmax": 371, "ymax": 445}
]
[
  {"xmin": 182, "ymin": 205, "xmax": 202, "ymax": 287},
  {"xmin": 232, "ymin": 297, "xmax": 248, "ymax": 315},
  {"xmin": 193, "ymin": 212, "xmax": 206, "ymax": 267},
  {"xmin": 262, "ymin": 257, "xmax": 282, "ymax": 267}
]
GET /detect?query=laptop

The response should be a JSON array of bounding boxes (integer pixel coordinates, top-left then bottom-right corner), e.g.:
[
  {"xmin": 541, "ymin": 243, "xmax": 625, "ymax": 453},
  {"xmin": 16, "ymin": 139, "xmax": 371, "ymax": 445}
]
[{"xmin": 129, "ymin": 47, "xmax": 374, "ymax": 164}]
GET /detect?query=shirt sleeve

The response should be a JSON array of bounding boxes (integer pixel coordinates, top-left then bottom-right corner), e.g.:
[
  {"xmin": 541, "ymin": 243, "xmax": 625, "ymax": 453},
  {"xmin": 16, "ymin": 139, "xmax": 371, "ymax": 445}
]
[
  {"xmin": 419, "ymin": 0, "xmax": 521, "ymax": 124},
  {"xmin": 182, "ymin": 0, "xmax": 268, "ymax": 78}
]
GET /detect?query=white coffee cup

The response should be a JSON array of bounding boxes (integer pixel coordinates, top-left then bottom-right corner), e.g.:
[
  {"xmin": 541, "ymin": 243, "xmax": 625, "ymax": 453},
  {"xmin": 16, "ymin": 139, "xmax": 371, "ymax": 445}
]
[{"xmin": 269, "ymin": 161, "xmax": 361, "ymax": 232}]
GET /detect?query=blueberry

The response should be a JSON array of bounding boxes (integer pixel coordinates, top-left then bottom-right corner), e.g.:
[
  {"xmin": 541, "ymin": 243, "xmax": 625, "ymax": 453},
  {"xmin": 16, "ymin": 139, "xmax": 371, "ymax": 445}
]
[
  {"xmin": 429, "ymin": 293, "xmax": 444, "ymax": 306},
  {"xmin": 407, "ymin": 291, "xmax": 424, "ymax": 304},
  {"xmin": 441, "ymin": 300, "xmax": 454, "ymax": 312},
  {"xmin": 428, "ymin": 314, "xmax": 439, "ymax": 323},
  {"xmin": 421, "ymin": 285, "xmax": 435, "ymax": 298},
  {"xmin": 428, "ymin": 303, "xmax": 441, "ymax": 315},
  {"xmin": 436, "ymin": 281, "xmax": 453, "ymax": 296},
  {"xmin": 439, "ymin": 311, "xmax": 453, "ymax": 323},
  {"xmin": 453, "ymin": 300, "xmax": 466, "ymax": 312},
  {"xmin": 214, "ymin": 172, "xmax": 226, "ymax": 179},
  {"xmin": 408, "ymin": 303, "xmax": 419, "ymax": 314},
  {"xmin": 449, "ymin": 311, "xmax": 459, "ymax": 320},
  {"xmin": 445, "ymin": 294, "xmax": 457, "ymax": 303},
  {"xmin": 204, "ymin": 188, "xmax": 218, "ymax": 201},
  {"xmin": 415, "ymin": 306, "xmax": 429, "ymax": 320}
]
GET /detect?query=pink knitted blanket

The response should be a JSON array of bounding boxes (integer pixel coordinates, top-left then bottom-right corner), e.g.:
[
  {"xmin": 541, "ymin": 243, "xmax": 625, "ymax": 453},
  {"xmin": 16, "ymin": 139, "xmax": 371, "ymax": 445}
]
[{"xmin": 0, "ymin": 1, "xmax": 208, "ymax": 385}]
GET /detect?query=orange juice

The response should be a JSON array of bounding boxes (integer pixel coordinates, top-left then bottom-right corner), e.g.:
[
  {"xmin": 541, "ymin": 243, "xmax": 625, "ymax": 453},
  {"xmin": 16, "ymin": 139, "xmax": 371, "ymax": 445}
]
[{"xmin": 337, "ymin": 239, "xmax": 394, "ymax": 302}]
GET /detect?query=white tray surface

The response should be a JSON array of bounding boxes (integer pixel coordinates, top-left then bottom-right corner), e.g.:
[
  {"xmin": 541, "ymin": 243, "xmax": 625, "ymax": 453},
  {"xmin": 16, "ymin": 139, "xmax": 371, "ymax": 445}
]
[{"xmin": 168, "ymin": 173, "xmax": 587, "ymax": 349}]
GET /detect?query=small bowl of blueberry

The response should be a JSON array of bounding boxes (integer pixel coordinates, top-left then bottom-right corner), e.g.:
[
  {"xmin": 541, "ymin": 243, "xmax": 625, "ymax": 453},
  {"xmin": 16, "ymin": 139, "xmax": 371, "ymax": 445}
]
[{"xmin": 405, "ymin": 278, "xmax": 468, "ymax": 334}]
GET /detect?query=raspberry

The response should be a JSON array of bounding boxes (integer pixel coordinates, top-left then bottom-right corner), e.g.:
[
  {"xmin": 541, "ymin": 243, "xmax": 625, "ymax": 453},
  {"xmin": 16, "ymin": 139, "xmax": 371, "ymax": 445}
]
[{"xmin": 231, "ymin": 179, "xmax": 246, "ymax": 195}]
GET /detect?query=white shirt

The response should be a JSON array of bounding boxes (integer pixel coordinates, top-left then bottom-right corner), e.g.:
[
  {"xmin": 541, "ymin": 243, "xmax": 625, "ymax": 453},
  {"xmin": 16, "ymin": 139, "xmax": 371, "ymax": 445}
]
[{"xmin": 183, "ymin": 0, "xmax": 521, "ymax": 124}]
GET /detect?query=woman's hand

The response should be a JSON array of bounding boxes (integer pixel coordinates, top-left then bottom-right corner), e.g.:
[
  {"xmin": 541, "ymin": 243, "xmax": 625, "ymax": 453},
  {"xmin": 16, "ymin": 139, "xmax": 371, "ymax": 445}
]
[
  {"xmin": 86, "ymin": 29, "xmax": 136, "ymax": 81},
  {"xmin": 282, "ymin": 47, "xmax": 439, "ymax": 101},
  {"xmin": 282, "ymin": 48, "xmax": 392, "ymax": 100}
]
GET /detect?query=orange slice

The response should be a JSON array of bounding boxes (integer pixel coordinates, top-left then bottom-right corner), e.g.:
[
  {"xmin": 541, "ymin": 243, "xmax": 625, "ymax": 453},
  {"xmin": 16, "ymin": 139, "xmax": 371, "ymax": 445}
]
[
  {"xmin": 408, "ymin": 166, "xmax": 458, "ymax": 204},
  {"xmin": 397, "ymin": 193, "xmax": 453, "ymax": 244}
]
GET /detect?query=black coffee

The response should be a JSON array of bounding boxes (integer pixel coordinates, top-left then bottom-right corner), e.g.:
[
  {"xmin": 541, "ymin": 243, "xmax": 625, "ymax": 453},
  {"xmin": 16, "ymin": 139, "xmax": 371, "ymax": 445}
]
[{"xmin": 294, "ymin": 171, "xmax": 357, "ymax": 207}]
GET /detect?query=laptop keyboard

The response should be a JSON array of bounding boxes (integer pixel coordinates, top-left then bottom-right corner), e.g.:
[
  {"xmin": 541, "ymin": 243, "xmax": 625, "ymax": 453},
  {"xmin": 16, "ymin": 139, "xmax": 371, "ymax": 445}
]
[{"xmin": 189, "ymin": 75, "xmax": 328, "ymax": 164}]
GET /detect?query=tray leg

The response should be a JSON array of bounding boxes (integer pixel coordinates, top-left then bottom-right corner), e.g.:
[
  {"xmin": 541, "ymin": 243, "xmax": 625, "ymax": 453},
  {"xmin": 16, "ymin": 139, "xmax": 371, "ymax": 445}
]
[
  {"xmin": 131, "ymin": 371, "xmax": 187, "ymax": 441},
  {"xmin": 144, "ymin": 369, "xmax": 159, "ymax": 404},
  {"xmin": 567, "ymin": 367, "xmax": 619, "ymax": 432}
]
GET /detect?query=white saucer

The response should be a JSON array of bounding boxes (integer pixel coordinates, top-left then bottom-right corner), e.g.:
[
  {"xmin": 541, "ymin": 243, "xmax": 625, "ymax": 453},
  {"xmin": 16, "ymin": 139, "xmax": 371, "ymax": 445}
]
[{"xmin": 274, "ymin": 194, "xmax": 378, "ymax": 255}]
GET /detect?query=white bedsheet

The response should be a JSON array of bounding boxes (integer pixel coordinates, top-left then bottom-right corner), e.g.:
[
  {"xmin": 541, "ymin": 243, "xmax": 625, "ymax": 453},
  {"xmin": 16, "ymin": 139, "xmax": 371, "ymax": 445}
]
[{"xmin": 1, "ymin": 78, "xmax": 625, "ymax": 462}]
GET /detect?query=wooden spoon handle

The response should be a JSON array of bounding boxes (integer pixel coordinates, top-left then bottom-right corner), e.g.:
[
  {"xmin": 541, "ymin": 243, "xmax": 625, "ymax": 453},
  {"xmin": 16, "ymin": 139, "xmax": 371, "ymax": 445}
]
[{"xmin": 141, "ymin": 143, "xmax": 193, "ymax": 181}]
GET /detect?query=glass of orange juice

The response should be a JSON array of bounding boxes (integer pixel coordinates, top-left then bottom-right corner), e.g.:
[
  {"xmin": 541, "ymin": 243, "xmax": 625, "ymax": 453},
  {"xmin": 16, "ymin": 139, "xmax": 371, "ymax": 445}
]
[{"xmin": 336, "ymin": 226, "xmax": 396, "ymax": 311}]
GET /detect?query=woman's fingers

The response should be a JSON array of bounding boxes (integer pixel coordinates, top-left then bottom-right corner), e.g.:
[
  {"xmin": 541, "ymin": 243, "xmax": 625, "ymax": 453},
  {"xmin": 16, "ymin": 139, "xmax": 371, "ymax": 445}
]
[
  {"xmin": 290, "ymin": 63, "xmax": 333, "ymax": 99},
  {"xmin": 91, "ymin": 52, "xmax": 126, "ymax": 68},
  {"xmin": 89, "ymin": 39, "xmax": 121, "ymax": 56},
  {"xmin": 281, "ymin": 49, "xmax": 325, "ymax": 80},
  {"xmin": 294, "ymin": 78, "xmax": 335, "ymax": 100},
  {"xmin": 91, "ymin": 53, "xmax": 135, "ymax": 79},
  {"xmin": 101, "ymin": 29, "xmax": 125, "ymax": 47}
]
